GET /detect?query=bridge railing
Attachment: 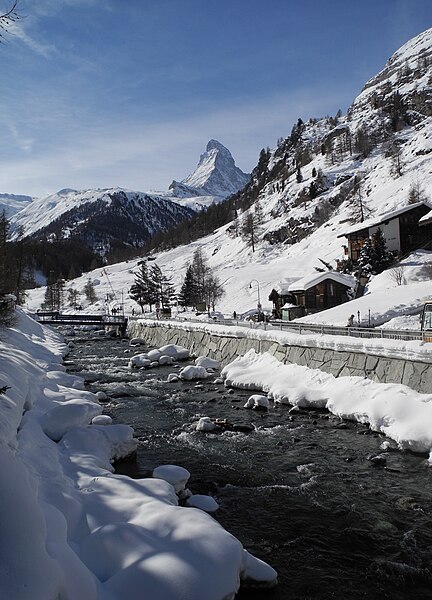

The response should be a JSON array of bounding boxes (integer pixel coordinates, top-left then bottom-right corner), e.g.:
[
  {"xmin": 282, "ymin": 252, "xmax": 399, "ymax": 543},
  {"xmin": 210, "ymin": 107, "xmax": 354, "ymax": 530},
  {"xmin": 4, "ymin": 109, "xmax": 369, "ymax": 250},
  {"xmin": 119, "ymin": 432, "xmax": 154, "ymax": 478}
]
[{"xmin": 33, "ymin": 312, "xmax": 127, "ymax": 325}]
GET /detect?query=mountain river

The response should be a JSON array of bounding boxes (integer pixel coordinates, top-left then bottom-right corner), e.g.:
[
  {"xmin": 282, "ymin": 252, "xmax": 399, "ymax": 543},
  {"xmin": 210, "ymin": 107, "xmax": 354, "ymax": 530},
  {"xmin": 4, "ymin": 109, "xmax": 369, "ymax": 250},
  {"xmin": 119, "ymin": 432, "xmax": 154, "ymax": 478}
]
[{"xmin": 65, "ymin": 333, "xmax": 432, "ymax": 600}]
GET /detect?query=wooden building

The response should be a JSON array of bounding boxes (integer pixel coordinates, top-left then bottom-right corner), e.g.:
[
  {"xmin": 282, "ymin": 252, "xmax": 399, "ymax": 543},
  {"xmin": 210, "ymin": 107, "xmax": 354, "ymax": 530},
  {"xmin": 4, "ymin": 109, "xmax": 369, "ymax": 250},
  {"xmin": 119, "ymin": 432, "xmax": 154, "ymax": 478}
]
[
  {"xmin": 269, "ymin": 272, "xmax": 355, "ymax": 318},
  {"xmin": 337, "ymin": 201, "xmax": 432, "ymax": 262}
]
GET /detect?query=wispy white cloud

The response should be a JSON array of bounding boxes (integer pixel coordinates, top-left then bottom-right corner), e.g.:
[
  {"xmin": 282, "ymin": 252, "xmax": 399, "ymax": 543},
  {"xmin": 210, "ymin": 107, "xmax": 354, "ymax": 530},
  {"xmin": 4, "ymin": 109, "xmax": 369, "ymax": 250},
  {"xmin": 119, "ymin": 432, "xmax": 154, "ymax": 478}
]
[
  {"xmin": 8, "ymin": 21, "xmax": 56, "ymax": 57},
  {"xmin": 6, "ymin": 0, "xmax": 112, "ymax": 56},
  {"xmin": 6, "ymin": 120, "xmax": 35, "ymax": 152}
]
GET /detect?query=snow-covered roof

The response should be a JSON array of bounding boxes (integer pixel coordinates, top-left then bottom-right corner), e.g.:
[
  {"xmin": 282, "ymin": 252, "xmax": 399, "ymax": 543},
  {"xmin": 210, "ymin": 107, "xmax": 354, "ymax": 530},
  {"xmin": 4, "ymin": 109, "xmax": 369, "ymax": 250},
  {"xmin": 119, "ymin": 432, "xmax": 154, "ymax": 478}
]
[
  {"xmin": 273, "ymin": 277, "xmax": 300, "ymax": 295},
  {"xmin": 281, "ymin": 302, "xmax": 297, "ymax": 309},
  {"xmin": 419, "ymin": 209, "xmax": 432, "ymax": 226},
  {"xmin": 288, "ymin": 271, "xmax": 356, "ymax": 292},
  {"xmin": 337, "ymin": 201, "xmax": 432, "ymax": 238}
]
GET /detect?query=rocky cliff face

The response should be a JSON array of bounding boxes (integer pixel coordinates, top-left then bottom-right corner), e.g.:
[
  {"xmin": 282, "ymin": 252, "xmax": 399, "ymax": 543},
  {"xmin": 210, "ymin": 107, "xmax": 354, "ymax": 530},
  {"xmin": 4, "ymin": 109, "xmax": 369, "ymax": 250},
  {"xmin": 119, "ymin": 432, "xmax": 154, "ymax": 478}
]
[{"xmin": 346, "ymin": 27, "xmax": 432, "ymax": 143}]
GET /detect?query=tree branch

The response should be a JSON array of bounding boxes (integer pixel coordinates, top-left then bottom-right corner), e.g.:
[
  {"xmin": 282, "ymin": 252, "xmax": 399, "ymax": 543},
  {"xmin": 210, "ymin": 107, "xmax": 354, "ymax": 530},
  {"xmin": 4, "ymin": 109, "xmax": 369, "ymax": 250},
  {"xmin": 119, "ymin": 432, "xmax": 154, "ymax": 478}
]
[{"xmin": 0, "ymin": 1, "xmax": 22, "ymax": 42}]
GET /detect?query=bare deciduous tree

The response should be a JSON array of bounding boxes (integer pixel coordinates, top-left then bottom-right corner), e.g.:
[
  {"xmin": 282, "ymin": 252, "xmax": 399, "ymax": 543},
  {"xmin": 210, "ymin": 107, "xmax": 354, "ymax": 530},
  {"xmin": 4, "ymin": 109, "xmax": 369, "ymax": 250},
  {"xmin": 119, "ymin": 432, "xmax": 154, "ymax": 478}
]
[
  {"xmin": 408, "ymin": 180, "xmax": 427, "ymax": 205},
  {"xmin": 0, "ymin": 1, "xmax": 21, "ymax": 42},
  {"xmin": 389, "ymin": 266, "xmax": 406, "ymax": 286}
]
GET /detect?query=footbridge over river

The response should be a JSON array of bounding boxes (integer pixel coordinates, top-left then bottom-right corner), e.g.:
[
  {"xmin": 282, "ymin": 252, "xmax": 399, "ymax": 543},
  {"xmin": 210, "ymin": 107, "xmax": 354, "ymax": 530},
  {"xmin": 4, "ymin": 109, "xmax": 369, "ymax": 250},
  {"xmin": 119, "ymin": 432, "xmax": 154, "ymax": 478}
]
[{"xmin": 34, "ymin": 311, "xmax": 128, "ymax": 335}]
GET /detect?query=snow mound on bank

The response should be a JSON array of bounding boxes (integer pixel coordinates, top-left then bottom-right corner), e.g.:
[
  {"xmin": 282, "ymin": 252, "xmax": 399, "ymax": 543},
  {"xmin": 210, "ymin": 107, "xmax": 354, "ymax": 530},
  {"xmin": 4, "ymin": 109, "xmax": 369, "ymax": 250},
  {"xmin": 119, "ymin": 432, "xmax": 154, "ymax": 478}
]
[
  {"xmin": 0, "ymin": 310, "xmax": 276, "ymax": 599},
  {"xmin": 222, "ymin": 349, "xmax": 432, "ymax": 455}
]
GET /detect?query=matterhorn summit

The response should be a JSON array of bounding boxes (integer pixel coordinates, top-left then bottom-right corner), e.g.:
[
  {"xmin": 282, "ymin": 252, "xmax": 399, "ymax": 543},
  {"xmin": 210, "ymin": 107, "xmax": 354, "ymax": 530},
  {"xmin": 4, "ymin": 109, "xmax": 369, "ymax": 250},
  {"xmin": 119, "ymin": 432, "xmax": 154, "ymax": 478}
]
[{"xmin": 170, "ymin": 139, "xmax": 250, "ymax": 199}]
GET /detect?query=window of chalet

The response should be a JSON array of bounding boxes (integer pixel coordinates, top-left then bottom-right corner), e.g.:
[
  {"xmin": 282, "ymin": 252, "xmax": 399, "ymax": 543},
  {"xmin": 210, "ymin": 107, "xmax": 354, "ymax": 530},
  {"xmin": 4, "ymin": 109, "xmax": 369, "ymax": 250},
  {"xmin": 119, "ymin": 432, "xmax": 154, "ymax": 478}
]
[{"xmin": 305, "ymin": 289, "xmax": 316, "ymax": 308}]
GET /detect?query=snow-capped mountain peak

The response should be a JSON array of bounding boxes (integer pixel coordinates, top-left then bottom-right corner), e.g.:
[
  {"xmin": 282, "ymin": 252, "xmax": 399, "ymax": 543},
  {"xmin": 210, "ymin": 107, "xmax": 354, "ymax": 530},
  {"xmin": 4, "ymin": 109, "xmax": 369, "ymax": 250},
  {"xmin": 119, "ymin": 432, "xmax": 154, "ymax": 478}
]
[{"xmin": 170, "ymin": 139, "xmax": 250, "ymax": 198}]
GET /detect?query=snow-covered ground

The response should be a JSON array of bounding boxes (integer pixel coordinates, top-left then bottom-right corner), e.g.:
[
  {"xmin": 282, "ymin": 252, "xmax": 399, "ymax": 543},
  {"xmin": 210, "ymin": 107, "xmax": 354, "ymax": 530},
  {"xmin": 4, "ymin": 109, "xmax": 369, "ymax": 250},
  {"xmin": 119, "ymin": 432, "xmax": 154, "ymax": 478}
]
[
  {"xmin": 1, "ymin": 309, "xmax": 276, "ymax": 600},
  {"xmin": 24, "ymin": 248, "xmax": 432, "ymax": 336}
]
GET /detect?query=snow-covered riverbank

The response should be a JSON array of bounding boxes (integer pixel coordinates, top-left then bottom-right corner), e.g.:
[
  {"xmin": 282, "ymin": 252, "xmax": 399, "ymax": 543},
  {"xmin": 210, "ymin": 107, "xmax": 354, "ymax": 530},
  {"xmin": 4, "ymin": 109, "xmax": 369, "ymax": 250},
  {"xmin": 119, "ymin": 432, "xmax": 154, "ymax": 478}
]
[
  {"xmin": 131, "ymin": 317, "xmax": 432, "ymax": 364},
  {"xmin": 0, "ymin": 310, "xmax": 276, "ymax": 600},
  {"xmin": 222, "ymin": 350, "xmax": 432, "ymax": 460}
]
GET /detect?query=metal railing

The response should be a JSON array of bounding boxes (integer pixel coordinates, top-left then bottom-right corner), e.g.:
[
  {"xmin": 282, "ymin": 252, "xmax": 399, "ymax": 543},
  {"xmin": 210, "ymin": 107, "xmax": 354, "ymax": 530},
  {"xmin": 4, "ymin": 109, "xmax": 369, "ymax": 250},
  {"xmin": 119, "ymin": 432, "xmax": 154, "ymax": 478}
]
[
  {"xmin": 130, "ymin": 314, "xmax": 428, "ymax": 342},
  {"xmin": 269, "ymin": 320, "xmax": 425, "ymax": 341}
]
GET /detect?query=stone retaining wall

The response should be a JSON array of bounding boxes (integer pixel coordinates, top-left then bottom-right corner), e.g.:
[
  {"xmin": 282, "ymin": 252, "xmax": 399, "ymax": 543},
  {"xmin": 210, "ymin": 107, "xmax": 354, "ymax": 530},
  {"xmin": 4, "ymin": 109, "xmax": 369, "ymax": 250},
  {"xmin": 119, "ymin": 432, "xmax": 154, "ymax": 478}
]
[{"xmin": 127, "ymin": 321, "xmax": 432, "ymax": 394}]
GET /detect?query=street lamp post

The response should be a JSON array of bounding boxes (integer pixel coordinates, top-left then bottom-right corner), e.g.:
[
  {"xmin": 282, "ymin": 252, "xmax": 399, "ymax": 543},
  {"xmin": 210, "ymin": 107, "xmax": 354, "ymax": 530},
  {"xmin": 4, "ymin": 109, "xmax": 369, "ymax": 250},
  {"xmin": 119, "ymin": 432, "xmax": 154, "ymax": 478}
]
[{"xmin": 249, "ymin": 279, "xmax": 262, "ymax": 320}]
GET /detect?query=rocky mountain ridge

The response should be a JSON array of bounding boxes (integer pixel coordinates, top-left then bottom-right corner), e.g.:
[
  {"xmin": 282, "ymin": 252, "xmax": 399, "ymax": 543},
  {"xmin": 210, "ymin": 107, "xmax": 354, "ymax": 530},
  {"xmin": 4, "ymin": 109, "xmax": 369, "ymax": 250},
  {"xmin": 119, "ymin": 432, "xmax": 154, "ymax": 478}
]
[
  {"xmin": 12, "ymin": 188, "xmax": 195, "ymax": 262},
  {"xmin": 223, "ymin": 27, "xmax": 432, "ymax": 255},
  {"xmin": 169, "ymin": 139, "xmax": 250, "ymax": 199},
  {"xmin": 8, "ymin": 140, "xmax": 249, "ymax": 259}
]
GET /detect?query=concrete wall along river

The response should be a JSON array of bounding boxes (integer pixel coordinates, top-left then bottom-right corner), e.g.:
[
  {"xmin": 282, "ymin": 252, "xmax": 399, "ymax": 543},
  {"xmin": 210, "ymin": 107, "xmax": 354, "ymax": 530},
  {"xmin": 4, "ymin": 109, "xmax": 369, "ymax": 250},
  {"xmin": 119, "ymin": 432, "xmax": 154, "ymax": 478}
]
[{"xmin": 127, "ymin": 319, "xmax": 432, "ymax": 394}]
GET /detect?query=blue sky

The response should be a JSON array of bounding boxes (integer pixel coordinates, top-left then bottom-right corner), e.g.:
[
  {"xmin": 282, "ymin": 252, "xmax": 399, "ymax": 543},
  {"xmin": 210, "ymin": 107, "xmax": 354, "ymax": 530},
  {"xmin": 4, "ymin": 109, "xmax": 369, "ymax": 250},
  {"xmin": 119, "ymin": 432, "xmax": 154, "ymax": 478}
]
[{"xmin": 0, "ymin": 0, "xmax": 430, "ymax": 197}]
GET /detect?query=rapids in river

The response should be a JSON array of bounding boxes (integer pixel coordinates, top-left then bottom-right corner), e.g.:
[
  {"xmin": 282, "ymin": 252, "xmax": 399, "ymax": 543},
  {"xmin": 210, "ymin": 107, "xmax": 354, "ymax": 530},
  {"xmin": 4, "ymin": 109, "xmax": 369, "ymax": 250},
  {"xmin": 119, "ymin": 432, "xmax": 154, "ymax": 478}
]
[{"xmin": 66, "ymin": 334, "xmax": 432, "ymax": 600}]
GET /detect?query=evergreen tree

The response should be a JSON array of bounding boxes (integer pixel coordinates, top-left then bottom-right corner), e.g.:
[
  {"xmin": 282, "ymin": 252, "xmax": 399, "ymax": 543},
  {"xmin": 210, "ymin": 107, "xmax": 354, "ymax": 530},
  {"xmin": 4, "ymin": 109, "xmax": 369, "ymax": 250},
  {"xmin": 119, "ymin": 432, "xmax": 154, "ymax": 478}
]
[
  {"xmin": 150, "ymin": 264, "xmax": 175, "ymax": 310},
  {"xmin": 371, "ymin": 228, "xmax": 392, "ymax": 272},
  {"xmin": 83, "ymin": 278, "xmax": 98, "ymax": 304},
  {"xmin": 181, "ymin": 248, "xmax": 225, "ymax": 311},
  {"xmin": 129, "ymin": 262, "xmax": 153, "ymax": 312},
  {"xmin": 178, "ymin": 264, "xmax": 197, "ymax": 308},
  {"xmin": 357, "ymin": 228, "xmax": 392, "ymax": 276},
  {"xmin": 356, "ymin": 237, "xmax": 373, "ymax": 276},
  {"xmin": 0, "ymin": 211, "xmax": 17, "ymax": 326},
  {"xmin": 0, "ymin": 211, "xmax": 14, "ymax": 295}
]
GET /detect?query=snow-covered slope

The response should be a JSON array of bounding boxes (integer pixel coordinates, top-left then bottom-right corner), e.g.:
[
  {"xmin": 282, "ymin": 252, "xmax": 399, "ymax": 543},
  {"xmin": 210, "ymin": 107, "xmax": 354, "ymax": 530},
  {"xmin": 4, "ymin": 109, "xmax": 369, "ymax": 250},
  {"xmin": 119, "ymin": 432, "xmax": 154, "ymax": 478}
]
[
  {"xmin": 11, "ymin": 187, "xmax": 194, "ymax": 256},
  {"xmin": 0, "ymin": 192, "xmax": 33, "ymax": 218},
  {"xmin": 25, "ymin": 28, "xmax": 432, "ymax": 329},
  {"xmin": 170, "ymin": 139, "xmax": 250, "ymax": 200}
]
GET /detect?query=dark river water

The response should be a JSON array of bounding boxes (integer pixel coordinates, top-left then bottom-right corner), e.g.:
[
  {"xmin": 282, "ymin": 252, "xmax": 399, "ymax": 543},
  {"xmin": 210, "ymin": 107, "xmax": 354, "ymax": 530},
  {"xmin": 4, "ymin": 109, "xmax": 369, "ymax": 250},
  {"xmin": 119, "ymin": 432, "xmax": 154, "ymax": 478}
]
[{"xmin": 65, "ymin": 334, "xmax": 432, "ymax": 600}]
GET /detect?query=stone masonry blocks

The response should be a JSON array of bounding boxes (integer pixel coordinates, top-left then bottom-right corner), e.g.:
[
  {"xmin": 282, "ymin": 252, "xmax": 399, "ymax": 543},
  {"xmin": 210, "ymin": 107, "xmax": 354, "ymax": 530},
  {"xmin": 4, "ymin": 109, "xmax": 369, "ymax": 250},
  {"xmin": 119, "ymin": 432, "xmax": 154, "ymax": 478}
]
[{"xmin": 127, "ymin": 322, "xmax": 432, "ymax": 393}]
